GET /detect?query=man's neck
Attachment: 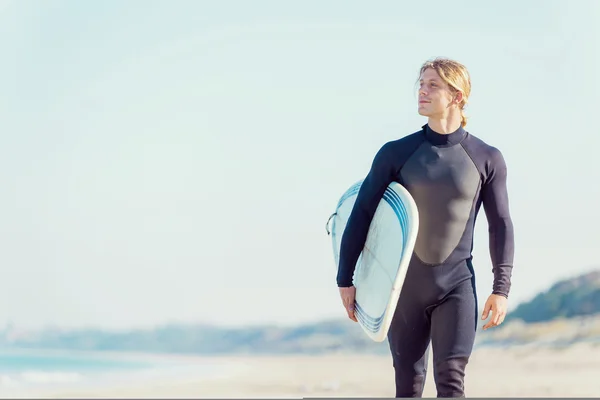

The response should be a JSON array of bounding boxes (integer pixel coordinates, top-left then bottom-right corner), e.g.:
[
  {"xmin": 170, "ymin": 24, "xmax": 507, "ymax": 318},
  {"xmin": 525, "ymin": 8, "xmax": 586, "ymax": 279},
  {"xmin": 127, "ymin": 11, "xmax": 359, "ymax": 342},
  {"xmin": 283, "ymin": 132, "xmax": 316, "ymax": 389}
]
[{"xmin": 427, "ymin": 115, "xmax": 462, "ymax": 134}]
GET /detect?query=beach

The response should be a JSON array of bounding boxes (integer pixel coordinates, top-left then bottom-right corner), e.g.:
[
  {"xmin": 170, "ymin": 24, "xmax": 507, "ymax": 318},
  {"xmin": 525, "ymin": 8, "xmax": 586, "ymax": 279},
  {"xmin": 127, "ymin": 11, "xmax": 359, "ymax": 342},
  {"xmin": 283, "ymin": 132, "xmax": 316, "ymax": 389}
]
[{"xmin": 27, "ymin": 342, "xmax": 600, "ymax": 398}]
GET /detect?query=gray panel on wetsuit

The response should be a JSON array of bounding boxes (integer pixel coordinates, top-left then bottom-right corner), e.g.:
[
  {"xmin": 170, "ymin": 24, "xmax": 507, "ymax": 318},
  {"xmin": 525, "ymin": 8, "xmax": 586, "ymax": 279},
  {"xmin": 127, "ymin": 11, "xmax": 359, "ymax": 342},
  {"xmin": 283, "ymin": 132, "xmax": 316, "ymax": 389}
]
[{"xmin": 400, "ymin": 142, "xmax": 480, "ymax": 265}]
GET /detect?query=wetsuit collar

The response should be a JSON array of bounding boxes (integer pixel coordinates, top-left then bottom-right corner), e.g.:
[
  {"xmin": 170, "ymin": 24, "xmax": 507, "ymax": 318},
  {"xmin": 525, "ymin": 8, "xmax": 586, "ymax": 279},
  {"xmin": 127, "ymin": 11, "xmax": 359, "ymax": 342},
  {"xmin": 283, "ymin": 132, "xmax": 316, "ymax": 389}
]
[{"xmin": 423, "ymin": 123, "xmax": 466, "ymax": 146}]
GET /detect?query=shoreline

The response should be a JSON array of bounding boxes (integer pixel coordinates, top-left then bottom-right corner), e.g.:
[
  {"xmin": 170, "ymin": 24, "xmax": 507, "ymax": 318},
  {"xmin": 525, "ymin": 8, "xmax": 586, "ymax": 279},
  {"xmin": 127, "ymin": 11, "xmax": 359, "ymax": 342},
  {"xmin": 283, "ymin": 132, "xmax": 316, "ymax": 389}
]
[
  {"xmin": 0, "ymin": 349, "xmax": 248, "ymax": 399},
  {"xmin": 6, "ymin": 341, "xmax": 598, "ymax": 398}
]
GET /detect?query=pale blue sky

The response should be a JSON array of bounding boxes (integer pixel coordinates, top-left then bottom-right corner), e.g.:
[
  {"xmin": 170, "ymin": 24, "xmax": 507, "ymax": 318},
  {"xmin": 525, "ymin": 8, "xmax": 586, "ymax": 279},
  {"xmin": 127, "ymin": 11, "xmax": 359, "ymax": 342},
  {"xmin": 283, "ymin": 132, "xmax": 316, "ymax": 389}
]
[{"xmin": 0, "ymin": 0, "xmax": 598, "ymax": 330}]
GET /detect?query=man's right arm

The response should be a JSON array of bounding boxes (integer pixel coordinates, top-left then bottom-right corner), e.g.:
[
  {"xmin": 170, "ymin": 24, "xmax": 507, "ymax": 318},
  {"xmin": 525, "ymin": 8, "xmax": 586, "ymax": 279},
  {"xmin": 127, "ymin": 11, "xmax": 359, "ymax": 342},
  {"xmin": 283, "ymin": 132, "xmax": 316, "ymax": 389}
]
[{"xmin": 337, "ymin": 143, "xmax": 396, "ymax": 287}]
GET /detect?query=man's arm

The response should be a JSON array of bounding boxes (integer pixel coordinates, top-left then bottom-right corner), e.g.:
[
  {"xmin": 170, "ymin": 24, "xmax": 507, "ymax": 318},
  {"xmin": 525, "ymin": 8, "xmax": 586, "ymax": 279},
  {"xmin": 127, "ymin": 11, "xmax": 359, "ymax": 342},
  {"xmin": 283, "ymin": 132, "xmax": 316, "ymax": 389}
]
[
  {"xmin": 337, "ymin": 143, "xmax": 396, "ymax": 287},
  {"xmin": 481, "ymin": 147, "xmax": 515, "ymax": 297}
]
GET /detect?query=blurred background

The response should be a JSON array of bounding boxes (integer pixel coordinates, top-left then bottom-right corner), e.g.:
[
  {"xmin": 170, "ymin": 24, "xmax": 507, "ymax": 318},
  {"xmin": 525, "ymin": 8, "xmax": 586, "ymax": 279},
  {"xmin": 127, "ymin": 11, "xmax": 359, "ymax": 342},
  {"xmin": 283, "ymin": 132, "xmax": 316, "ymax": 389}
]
[{"xmin": 0, "ymin": 0, "xmax": 599, "ymax": 397}]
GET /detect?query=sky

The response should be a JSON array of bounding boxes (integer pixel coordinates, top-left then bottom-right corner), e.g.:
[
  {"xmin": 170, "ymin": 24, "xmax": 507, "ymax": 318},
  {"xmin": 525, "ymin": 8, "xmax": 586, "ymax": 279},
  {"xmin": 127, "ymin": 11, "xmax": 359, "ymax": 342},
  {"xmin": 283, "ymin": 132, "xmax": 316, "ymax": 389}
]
[{"xmin": 0, "ymin": 0, "xmax": 598, "ymax": 330}]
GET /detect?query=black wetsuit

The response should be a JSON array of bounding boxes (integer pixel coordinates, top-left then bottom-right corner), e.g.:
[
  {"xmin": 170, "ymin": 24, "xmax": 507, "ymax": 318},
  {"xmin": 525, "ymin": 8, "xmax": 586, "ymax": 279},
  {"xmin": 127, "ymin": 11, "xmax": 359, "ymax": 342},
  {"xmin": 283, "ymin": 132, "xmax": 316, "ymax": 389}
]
[{"xmin": 337, "ymin": 124, "xmax": 514, "ymax": 398}]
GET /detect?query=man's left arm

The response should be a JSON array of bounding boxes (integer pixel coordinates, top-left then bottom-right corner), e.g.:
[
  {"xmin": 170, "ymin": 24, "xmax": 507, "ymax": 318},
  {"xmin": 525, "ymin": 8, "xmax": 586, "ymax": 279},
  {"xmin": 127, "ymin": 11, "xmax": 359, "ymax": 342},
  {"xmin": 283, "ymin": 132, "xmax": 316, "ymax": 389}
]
[{"xmin": 480, "ymin": 147, "xmax": 515, "ymax": 329}]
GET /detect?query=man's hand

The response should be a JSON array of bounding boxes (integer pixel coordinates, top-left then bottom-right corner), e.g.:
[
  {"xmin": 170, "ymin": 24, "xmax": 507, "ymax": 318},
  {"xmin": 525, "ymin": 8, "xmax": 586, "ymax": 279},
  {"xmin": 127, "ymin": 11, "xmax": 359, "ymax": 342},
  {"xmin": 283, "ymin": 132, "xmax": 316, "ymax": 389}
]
[
  {"xmin": 339, "ymin": 286, "xmax": 357, "ymax": 322},
  {"xmin": 481, "ymin": 294, "xmax": 508, "ymax": 330}
]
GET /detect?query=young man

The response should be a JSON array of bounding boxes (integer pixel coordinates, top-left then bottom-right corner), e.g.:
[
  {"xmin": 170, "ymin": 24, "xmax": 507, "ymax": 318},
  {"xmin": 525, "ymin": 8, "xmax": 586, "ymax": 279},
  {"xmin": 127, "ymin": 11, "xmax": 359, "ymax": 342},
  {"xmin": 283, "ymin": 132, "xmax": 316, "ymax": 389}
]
[{"xmin": 336, "ymin": 57, "xmax": 515, "ymax": 397}]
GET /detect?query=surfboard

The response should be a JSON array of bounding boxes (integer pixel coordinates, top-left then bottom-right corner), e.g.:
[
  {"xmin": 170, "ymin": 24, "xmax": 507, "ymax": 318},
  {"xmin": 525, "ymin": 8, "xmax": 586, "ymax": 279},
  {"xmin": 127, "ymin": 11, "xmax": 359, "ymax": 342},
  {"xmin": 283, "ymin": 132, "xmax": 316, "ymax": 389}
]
[{"xmin": 326, "ymin": 179, "xmax": 419, "ymax": 342}]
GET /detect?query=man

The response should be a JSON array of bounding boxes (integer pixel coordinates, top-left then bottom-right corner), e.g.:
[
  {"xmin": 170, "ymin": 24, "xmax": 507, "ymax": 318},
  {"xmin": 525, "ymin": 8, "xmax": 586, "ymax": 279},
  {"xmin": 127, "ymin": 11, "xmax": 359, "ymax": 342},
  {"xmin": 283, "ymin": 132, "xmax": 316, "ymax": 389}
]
[{"xmin": 336, "ymin": 57, "xmax": 515, "ymax": 397}]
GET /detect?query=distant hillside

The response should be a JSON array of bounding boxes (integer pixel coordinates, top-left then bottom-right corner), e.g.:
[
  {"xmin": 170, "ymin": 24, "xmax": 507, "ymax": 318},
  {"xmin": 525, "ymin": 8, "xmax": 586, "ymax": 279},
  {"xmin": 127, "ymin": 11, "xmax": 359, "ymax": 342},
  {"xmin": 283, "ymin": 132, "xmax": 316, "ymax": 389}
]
[
  {"xmin": 474, "ymin": 269, "xmax": 600, "ymax": 347},
  {"xmin": 507, "ymin": 269, "xmax": 600, "ymax": 324},
  {"xmin": 0, "ymin": 319, "xmax": 388, "ymax": 356}
]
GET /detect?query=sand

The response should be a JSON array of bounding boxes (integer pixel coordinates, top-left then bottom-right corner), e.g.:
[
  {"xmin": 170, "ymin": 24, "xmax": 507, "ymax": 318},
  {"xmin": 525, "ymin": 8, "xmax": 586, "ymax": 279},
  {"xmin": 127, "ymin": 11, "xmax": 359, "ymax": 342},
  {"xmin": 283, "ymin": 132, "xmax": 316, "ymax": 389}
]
[{"xmin": 34, "ymin": 342, "xmax": 600, "ymax": 398}]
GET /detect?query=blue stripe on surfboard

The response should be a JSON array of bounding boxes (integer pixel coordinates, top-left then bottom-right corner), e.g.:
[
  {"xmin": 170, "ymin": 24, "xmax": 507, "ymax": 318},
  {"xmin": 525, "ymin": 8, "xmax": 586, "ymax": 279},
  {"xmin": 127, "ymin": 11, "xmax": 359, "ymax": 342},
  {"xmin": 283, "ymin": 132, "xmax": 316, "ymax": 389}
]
[
  {"xmin": 384, "ymin": 187, "xmax": 409, "ymax": 252},
  {"xmin": 387, "ymin": 186, "xmax": 410, "ymax": 256}
]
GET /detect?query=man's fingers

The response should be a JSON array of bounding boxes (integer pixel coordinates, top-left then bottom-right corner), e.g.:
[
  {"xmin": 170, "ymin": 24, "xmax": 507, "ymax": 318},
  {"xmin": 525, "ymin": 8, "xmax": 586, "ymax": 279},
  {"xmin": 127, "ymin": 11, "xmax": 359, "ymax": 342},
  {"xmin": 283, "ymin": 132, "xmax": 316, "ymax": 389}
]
[
  {"xmin": 482, "ymin": 318, "xmax": 492, "ymax": 330},
  {"xmin": 346, "ymin": 299, "xmax": 356, "ymax": 321},
  {"xmin": 482, "ymin": 307, "xmax": 495, "ymax": 330},
  {"xmin": 497, "ymin": 314, "xmax": 505, "ymax": 326},
  {"xmin": 492, "ymin": 309, "xmax": 501, "ymax": 325},
  {"xmin": 346, "ymin": 303, "xmax": 357, "ymax": 322},
  {"xmin": 483, "ymin": 308, "xmax": 507, "ymax": 330},
  {"xmin": 340, "ymin": 295, "xmax": 356, "ymax": 322},
  {"xmin": 480, "ymin": 294, "xmax": 509, "ymax": 330},
  {"xmin": 481, "ymin": 302, "xmax": 492, "ymax": 320},
  {"xmin": 339, "ymin": 287, "xmax": 357, "ymax": 322},
  {"xmin": 495, "ymin": 310, "xmax": 506, "ymax": 326},
  {"xmin": 348, "ymin": 311, "xmax": 357, "ymax": 322}
]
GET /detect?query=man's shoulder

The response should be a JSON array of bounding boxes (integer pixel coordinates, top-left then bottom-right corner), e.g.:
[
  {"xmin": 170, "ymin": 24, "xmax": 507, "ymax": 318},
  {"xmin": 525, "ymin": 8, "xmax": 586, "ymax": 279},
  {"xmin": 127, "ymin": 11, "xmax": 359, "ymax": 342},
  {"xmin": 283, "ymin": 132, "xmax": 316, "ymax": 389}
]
[{"xmin": 463, "ymin": 131, "xmax": 507, "ymax": 173}]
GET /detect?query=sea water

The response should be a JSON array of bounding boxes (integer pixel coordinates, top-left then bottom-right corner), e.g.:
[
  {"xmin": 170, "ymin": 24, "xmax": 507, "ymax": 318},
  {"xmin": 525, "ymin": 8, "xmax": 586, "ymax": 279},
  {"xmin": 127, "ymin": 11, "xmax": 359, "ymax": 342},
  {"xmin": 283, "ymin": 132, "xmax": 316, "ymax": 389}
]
[{"xmin": 0, "ymin": 348, "xmax": 233, "ymax": 396}]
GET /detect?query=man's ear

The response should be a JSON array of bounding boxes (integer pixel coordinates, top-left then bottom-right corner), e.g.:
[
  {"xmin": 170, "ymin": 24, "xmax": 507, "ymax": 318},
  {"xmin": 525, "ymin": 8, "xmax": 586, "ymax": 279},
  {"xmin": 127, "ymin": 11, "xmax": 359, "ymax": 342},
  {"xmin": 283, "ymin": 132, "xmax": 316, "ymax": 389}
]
[{"xmin": 454, "ymin": 91, "xmax": 463, "ymax": 105}]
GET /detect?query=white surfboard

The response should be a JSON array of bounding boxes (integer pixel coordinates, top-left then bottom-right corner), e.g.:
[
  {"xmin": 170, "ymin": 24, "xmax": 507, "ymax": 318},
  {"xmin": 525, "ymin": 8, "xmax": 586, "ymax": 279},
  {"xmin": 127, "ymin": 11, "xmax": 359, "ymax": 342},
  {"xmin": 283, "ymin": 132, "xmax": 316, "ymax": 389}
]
[{"xmin": 326, "ymin": 180, "xmax": 419, "ymax": 342}]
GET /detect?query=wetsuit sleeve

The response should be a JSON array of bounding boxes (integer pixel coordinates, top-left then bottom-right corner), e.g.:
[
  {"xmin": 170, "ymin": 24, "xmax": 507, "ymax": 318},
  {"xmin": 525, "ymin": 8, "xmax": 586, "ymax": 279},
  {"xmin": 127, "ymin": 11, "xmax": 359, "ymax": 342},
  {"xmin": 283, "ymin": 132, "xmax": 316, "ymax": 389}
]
[
  {"xmin": 481, "ymin": 148, "xmax": 515, "ymax": 298},
  {"xmin": 337, "ymin": 143, "xmax": 396, "ymax": 287}
]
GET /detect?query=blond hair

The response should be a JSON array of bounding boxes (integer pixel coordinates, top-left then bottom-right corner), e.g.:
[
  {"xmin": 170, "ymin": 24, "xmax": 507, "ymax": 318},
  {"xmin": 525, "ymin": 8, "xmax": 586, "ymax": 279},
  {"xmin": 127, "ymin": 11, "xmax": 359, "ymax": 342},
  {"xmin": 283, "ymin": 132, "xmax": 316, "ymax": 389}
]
[{"xmin": 418, "ymin": 57, "xmax": 471, "ymax": 127}]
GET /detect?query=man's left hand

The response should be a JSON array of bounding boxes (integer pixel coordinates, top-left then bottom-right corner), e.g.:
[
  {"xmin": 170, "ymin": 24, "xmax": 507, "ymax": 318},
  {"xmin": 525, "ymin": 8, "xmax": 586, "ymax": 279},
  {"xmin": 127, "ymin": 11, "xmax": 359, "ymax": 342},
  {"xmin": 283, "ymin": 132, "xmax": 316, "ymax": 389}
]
[{"xmin": 481, "ymin": 294, "xmax": 508, "ymax": 330}]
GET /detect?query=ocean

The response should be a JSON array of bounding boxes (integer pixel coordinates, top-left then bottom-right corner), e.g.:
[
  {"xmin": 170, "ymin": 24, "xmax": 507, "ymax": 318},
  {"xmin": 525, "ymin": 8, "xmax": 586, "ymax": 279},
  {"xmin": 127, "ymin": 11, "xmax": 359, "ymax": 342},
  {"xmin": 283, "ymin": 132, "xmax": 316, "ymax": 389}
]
[{"xmin": 0, "ymin": 348, "xmax": 229, "ymax": 397}]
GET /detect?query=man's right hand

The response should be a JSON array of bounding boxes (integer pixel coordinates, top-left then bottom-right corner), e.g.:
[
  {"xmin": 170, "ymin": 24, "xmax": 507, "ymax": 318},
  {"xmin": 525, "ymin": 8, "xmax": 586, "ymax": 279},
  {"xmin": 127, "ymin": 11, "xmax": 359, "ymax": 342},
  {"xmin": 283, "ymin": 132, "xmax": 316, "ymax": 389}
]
[{"xmin": 339, "ymin": 286, "xmax": 357, "ymax": 322}]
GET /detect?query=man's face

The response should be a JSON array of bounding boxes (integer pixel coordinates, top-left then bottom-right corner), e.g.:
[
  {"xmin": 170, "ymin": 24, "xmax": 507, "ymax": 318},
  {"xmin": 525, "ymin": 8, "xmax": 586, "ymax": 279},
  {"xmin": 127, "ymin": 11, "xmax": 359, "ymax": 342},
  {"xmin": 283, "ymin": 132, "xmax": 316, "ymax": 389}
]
[{"xmin": 417, "ymin": 68, "xmax": 457, "ymax": 119}]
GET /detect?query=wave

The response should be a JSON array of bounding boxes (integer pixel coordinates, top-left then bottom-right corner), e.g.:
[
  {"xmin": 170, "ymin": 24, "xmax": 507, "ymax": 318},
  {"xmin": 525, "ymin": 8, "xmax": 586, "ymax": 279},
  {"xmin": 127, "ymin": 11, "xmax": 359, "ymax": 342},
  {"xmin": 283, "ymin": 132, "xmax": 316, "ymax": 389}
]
[{"xmin": 0, "ymin": 370, "xmax": 83, "ymax": 388}]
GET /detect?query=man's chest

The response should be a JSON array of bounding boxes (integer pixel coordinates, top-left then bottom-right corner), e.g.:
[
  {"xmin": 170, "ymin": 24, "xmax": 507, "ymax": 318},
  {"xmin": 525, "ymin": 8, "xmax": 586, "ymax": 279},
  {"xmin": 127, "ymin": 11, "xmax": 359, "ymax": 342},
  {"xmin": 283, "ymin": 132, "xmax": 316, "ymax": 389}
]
[{"xmin": 398, "ymin": 144, "xmax": 481, "ymax": 201}]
